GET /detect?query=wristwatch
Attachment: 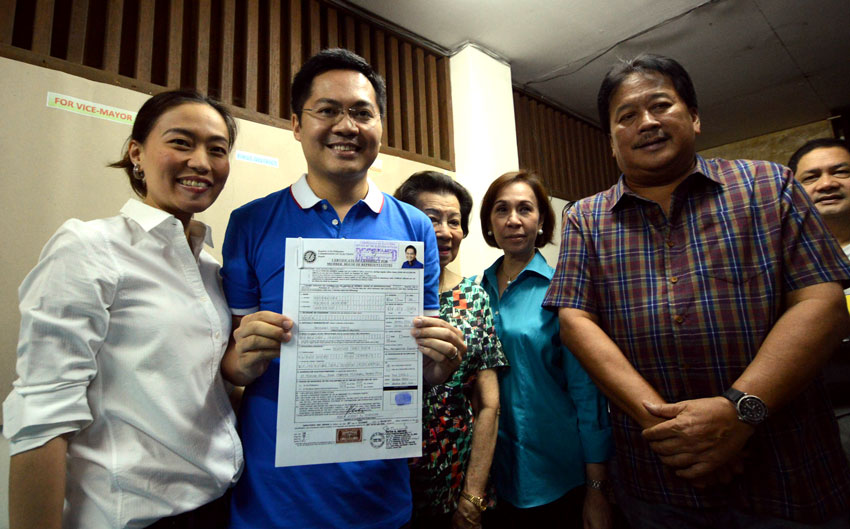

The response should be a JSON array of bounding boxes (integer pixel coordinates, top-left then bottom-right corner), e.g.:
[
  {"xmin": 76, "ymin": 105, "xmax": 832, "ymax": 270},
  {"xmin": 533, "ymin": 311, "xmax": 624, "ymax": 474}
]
[
  {"xmin": 459, "ymin": 491, "xmax": 487, "ymax": 512},
  {"xmin": 722, "ymin": 387, "xmax": 768, "ymax": 426}
]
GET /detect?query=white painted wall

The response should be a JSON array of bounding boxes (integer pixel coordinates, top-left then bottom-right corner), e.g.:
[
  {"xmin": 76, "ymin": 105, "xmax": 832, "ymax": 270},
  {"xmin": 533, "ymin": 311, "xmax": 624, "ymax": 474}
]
[
  {"xmin": 449, "ymin": 44, "xmax": 564, "ymax": 275},
  {"xmin": 449, "ymin": 44, "xmax": 519, "ymax": 276}
]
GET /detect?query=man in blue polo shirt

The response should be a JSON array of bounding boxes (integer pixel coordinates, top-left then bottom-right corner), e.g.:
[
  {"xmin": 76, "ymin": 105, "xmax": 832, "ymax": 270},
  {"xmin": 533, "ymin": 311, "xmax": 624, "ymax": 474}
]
[{"xmin": 220, "ymin": 49, "xmax": 466, "ymax": 529}]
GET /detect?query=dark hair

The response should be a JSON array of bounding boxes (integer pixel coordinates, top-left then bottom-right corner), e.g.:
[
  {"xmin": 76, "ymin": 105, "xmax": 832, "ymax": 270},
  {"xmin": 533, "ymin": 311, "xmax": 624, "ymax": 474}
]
[
  {"xmin": 480, "ymin": 171, "xmax": 555, "ymax": 249},
  {"xmin": 109, "ymin": 90, "xmax": 237, "ymax": 198},
  {"xmin": 788, "ymin": 138, "xmax": 850, "ymax": 173},
  {"xmin": 597, "ymin": 54, "xmax": 698, "ymax": 134},
  {"xmin": 394, "ymin": 171, "xmax": 474, "ymax": 237},
  {"xmin": 291, "ymin": 48, "xmax": 387, "ymax": 119},
  {"xmin": 405, "ymin": 245, "xmax": 417, "ymax": 255}
]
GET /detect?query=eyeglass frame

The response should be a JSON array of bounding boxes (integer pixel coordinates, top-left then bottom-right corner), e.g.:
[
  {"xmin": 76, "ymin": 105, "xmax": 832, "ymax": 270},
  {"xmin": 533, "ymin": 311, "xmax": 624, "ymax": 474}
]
[{"xmin": 300, "ymin": 104, "xmax": 381, "ymax": 127}]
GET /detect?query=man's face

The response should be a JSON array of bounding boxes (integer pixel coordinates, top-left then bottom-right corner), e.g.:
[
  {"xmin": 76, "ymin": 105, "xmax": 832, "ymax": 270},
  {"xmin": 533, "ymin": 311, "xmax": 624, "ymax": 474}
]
[
  {"xmin": 608, "ymin": 72, "xmax": 701, "ymax": 184},
  {"xmin": 405, "ymin": 247, "xmax": 416, "ymax": 262},
  {"xmin": 292, "ymin": 69, "xmax": 382, "ymax": 184},
  {"xmin": 795, "ymin": 146, "xmax": 850, "ymax": 222}
]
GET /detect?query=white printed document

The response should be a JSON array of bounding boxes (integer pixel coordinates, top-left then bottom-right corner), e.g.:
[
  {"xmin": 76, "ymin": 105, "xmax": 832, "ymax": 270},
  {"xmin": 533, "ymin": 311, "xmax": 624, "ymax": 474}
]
[{"xmin": 275, "ymin": 238, "xmax": 424, "ymax": 467}]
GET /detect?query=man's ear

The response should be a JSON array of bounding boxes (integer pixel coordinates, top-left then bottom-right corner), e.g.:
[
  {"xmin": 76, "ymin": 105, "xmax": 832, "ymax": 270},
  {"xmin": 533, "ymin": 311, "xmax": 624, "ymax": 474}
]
[
  {"xmin": 691, "ymin": 108, "xmax": 701, "ymax": 135},
  {"xmin": 292, "ymin": 113, "xmax": 302, "ymax": 141}
]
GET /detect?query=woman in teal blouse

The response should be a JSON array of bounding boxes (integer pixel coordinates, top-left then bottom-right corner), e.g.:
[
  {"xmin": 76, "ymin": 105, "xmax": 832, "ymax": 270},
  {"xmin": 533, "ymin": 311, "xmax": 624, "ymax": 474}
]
[{"xmin": 478, "ymin": 171, "xmax": 613, "ymax": 528}]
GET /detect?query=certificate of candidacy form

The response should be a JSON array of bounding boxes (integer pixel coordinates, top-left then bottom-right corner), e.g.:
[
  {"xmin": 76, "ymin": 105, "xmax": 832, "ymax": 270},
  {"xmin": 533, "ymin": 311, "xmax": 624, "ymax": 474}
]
[{"xmin": 276, "ymin": 238, "xmax": 424, "ymax": 467}]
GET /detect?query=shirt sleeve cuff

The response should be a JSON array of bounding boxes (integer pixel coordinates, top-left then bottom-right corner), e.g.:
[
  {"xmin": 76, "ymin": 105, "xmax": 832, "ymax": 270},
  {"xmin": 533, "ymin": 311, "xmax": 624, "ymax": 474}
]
[
  {"xmin": 3, "ymin": 389, "xmax": 92, "ymax": 456},
  {"xmin": 230, "ymin": 306, "xmax": 259, "ymax": 316},
  {"xmin": 580, "ymin": 426, "xmax": 614, "ymax": 463}
]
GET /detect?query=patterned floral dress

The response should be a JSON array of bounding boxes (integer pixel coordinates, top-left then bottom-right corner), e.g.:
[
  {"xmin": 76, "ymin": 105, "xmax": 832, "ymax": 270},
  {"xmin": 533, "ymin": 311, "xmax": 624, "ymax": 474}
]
[{"xmin": 409, "ymin": 277, "xmax": 509, "ymax": 517}]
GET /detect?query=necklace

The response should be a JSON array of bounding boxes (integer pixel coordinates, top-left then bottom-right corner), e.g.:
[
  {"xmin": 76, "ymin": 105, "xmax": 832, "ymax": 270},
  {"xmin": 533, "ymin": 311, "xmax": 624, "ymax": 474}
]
[
  {"xmin": 501, "ymin": 254, "xmax": 534, "ymax": 287},
  {"xmin": 501, "ymin": 266, "xmax": 519, "ymax": 286}
]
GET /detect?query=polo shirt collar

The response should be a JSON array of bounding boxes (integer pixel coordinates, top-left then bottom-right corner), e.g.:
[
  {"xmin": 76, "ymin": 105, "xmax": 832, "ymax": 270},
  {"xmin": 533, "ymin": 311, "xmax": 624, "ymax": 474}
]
[
  {"xmin": 120, "ymin": 199, "xmax": 214, "ymax": 251},
  {"xmin": 608, "ymin": 155, "xmax": 720, "ymax": 211},
  {"xmin": 290, "ymin": 174, "xmax": 384, "ymax": 213}
]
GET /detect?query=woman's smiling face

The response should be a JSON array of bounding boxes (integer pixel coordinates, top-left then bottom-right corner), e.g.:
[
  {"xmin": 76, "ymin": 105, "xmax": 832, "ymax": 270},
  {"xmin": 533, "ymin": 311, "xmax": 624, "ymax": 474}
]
[{"xmin": 130, "ymin": 102, "xmax": 231, "ymax": 224}]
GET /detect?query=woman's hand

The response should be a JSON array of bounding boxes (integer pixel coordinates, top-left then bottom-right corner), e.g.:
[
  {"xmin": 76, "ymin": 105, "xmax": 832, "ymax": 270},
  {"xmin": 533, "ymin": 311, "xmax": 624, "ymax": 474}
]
[
  {"xmin": 411, "ymin": 316, "xmax": 466, "ymax": 385},
  {"xmin": 221, "ymin": 311, "xmax": 293, "ymax": 386},
  {"xmin": 452, "ymin": 498, "xmax": 483, "ymax": 528},
  {"xmin": 582, "ymin": 487, "xmax": 612, "ymax": 529}
]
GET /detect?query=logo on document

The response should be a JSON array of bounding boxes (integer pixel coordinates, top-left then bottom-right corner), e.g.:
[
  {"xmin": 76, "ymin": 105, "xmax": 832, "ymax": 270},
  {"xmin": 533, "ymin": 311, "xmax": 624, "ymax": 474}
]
[
  {"xmin": 303, "ymin": 250, "xmax": 317, "ymax": 263},
  {"xmin": 370, "ymin": 431, "xmax": 385, "ymax": 449}
]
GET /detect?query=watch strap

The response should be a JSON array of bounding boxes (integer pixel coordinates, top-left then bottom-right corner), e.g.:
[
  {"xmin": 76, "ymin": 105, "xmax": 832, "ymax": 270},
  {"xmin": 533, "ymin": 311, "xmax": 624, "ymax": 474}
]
[{"xmin": 722, "ymin": 387, "xmax": 745, "ymax": 405}]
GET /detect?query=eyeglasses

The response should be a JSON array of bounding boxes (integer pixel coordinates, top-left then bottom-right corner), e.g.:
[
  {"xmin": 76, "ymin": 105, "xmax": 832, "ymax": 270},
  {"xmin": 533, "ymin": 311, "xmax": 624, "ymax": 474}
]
[{"xmin": 301, "ymin": 105, "xmax": 379, "ymax": 126}]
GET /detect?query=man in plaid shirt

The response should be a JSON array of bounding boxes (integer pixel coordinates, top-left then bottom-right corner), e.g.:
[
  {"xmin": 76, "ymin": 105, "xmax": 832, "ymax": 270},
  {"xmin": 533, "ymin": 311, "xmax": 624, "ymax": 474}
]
[{"xmin": 544, "ymin": 54, "xmax": 850, "ymax": 528}]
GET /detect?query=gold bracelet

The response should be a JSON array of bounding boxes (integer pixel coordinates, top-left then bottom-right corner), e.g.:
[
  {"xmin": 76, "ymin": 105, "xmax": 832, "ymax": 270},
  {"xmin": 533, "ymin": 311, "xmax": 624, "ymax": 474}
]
[{"xmin": 459, "ymin": 491, "xmax": 487, "ymax": 512}]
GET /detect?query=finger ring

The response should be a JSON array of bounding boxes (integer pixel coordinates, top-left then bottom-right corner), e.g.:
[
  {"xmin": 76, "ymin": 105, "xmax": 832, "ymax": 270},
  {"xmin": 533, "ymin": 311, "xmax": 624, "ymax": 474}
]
[{"xmin": 447, "ymin": 349, "xmax": 458, "ymax": 361}]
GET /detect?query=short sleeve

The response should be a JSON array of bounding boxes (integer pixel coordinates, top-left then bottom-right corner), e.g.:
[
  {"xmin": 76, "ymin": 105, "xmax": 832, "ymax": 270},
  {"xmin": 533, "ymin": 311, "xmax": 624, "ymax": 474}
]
[
  {"xmin": 3, "ymin": 220, "xmax": 117, "ymax": 455},
  {"xmin": 470, "ymin": 286, "xmax": 508, "ymax": 372},
  {"xmin": 221, "ymin": 208, "xmax": 260, "ymax": 315},
  {"xmin": 777, "ymin": 167, "xmax": 850, "ymax": 290},
  {"xmin": 543, "ymin": 205, "xmax": 597, "ymax": 314}
]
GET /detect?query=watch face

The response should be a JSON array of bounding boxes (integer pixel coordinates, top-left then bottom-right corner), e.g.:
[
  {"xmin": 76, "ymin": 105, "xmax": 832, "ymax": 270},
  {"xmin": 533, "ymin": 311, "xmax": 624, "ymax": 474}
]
[{"xmin": 738, "ymin": 395, "xmax": 767, "ymax": 423}]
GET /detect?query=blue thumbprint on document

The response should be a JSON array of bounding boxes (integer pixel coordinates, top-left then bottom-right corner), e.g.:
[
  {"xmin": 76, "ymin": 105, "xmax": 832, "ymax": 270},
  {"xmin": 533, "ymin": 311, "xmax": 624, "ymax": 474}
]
[{"xmin": 395, "ymin": 392, "xmax": 412, "ymax": 406}]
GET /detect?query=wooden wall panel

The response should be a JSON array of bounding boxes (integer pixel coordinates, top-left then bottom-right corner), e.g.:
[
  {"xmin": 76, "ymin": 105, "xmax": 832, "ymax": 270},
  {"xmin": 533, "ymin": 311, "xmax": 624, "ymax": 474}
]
[
  {"xmin": 414, "ymin": 48, "xmax": 428, "ymax": 156},
  {"xmin": 244, "ymin": 0, "xmax": 259, "ymax": 111},
  {"xmin": 401, "ymin": 42, "xmax": 415, "ymax": 152},
  {"xmin": 32, "ymin": 0, "xmax": 54, "ymax": 55},
  {"xmin": 220, "ymin": 0, "xmax": 236, "ymax": 104},
  {"xmin": 195, "ymin": 0, "xmax": 211, "ymax": 93},
  {"xmin": 268, "ymin": 0, "xmax": 282, "ymax": 118},
  {"xmin": 437, "ymin": 56, "xmax": 454, "ymax": 167},
  {"xmin": 343, "ymin": 15, "xmax": 355, "ymax": 52},
  {"xmin": 0, "ymin": 0, "xmax": 15, "ymax": 45},
  {"xmin": 135, "ymin": 0, "xmax": 154, "ymax": 82},
  {"xmin": 372, "ymin": 29, "xmax": 387, "ymax": 146},
  {"xmin": 358, "ymin": 21, "xmax": 371, "ymax": 64},
  {"xmin": 103, "ymin": 0, "xmax": 122, "ymax": 73},
  {"xmin": 166, "ymin": 0, "xmax": 183, "ymax": 87},
  {"xmin": 386, "ymin": 35, "xmax": 402, "ymax": 150},
  {"xmin": 326, "ymin": 6, "xmax": 338, "ymax": 48},
  {"xmin": 514, "ymin": 89, "xmax": 617, "ymax": 200},
  {"xmin": 307, "ymin": 0, "xmax": 320, "ymax": 56},
  {"xmin": 289, "ymin": 0, "xmax": 302, "ymax": 89},
  {"xmin": 3, "ymin": 0, "xmax": 454, "ymax": 170},
  {"xmin": 426, "ymin": 54, "xmax": 440, "ymax": 159},
  {"xmin": 67, "ymin": 0, "xmax": 89, "ymax": 64}
]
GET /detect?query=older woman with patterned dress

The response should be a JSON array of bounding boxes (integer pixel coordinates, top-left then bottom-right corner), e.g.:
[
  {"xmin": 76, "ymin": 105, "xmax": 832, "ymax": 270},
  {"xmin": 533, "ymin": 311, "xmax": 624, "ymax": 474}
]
[{"xmin": 395, "ymin": 171, "xmax": 509, "ymax": 529}]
